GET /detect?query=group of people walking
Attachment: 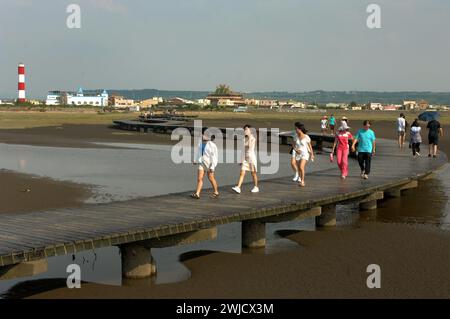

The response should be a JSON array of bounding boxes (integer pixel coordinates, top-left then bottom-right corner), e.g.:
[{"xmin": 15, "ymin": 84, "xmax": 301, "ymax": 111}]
[
  {"xmin": 396, "ymin": 113, "xmax": 444, "ymax": 158},
  {"xmin": 190, "ymin": 113, "xmax": 443, "ymax": 199},
  {"xmin": 191, "ymin": 125, "xmax": 259, "ymax": 199}
]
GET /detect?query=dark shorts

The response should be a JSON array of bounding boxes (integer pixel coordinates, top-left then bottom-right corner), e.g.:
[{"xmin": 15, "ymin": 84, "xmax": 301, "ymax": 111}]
[
  {"xmin": 428, "ymin": 135, "xmax": 439, "ymax": 145},
  {"xmin": 330, "ymin": 125, "xmax": 335, "ymax": 130}
]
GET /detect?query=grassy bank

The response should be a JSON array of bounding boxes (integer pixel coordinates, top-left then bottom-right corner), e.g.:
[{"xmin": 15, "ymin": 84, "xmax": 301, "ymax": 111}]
[{"xmin": 0, "ymin": 111, "xmax": 138, "ymax": 129}]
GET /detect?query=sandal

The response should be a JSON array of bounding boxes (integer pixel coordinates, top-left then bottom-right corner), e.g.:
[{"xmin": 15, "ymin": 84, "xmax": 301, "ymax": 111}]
[
  {"xmin": 190, "ymin": 193, "xmax": 200, "ymax": 199},
  {"xmin": 299, "ymin": 181, "xmax": 306, "ymax": 187},
  {"xmin": 210, "ymin": 192, "xmax": 220, "ymax": 199}
]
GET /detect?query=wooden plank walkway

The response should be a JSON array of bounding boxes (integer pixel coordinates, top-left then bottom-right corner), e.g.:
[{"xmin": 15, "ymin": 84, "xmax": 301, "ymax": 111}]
[{"xmin": 0, "ymin": 138, "xmax": 448, "ymax": 267}]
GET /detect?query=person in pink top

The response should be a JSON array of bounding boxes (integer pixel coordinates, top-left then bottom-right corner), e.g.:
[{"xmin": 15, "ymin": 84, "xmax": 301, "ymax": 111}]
[{"xmin": 331, "ymin": 126, "xmax": 353, "ymax": 179}]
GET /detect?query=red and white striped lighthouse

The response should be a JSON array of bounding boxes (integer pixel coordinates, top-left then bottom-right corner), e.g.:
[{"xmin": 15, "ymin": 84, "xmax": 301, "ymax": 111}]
[{"xmin": 18, "ymin": 63, "xmax": 26, "ymax": 103}]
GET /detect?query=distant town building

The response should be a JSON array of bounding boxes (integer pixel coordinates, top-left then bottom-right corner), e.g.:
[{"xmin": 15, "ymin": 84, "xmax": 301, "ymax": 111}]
[
  {"xmin": 369, "ymin": 103, "xmax": 383, "ymax": 110},
  {"xmin": 245, "ymin": 99, "xmax": 260, "ymax": 106},
  {"xmin": 383, "ymin": 104, "xmax": 401, "ymax": 111},
  {"xmin": 217, "ymin": 99, "xmax": 235, "ymax": 107},
  {"xmin": 290, "ymin": 102, "xmax": 306, "ymax": 109},
  {"xmin": 168, "ymin": 97, "xmax": 194, "ymax": 106},
  {"xmin": 196, "ymin": 99, "xmax": 211, "ymax": 107},
  {"xmin": 207, "ymin": 94, "xmax": 245, "ymax": 107},
  {"xmin": 45, "ymin": 91, "xmax": 63, "ymax": 105},
  {"xmin": 28, "ymin": 99, "xmax": 42, "ymax": 105},
  {"xmin": 258, "ymin": 100, "xmax": 277, "ymax": 108},
  {"xmin": 139, "ymin": 98, "xmax": 160, "ymax": 108},
  {"xmin": 403, "ymin": 100, "xmax": 417, "ymax": 110},
  {"xmin": 109, "ymin": 95, "xmax": 135, "ymax": 108},
  {"xmin": 418, "ymin": 100, "xmax": 429, "ymax": 110},
  {"xmin": 46, "ymin": 88, "xmax": 108, "ymax": 106}
]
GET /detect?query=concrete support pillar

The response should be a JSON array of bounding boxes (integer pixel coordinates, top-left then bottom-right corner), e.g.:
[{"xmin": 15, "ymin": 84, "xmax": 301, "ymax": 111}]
[
  {"xmin": 316, "ymin": 204, "xmax": 336, "ymax": 227},
  {"xmin": 385, "ymin": 189, "xmax": 402, "ymax": 198},
  {"xmin": 385, "ymin": 180, "xmax": 418, "ymax": 198},
  {"xmin": 359, "ymin": 200, "xmax": 377, "ymax": 211},
  {"xmin": 242, "ymin": 220, "xmax": 266, "ymax": 248},
  {"xmin": 120, "ymin": 242, "xmax": 156, "ymax": 279}
]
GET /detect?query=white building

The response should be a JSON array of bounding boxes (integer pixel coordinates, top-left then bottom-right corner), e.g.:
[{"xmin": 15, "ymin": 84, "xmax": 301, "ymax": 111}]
[
  {"xmin": 290, "ymin": 102, "xmax": 306, "ymax": 109},
  {"xmin": 369, "ymin": 103, "xmax": 383, "ymax": 110},
  {"xmin": 46, "ymin": 88, "xmax": 108, "ymax": 106},
  {"xmin": 196, "ymin": 99, "xmax": 211, "ymax": 106},
  {"xmin": 46, "ymin": 91, "xmax": 62, "ymax": 105},
  {"xmin": 403, "ymin": 100, "xmax": 418, "ymax": 110}
]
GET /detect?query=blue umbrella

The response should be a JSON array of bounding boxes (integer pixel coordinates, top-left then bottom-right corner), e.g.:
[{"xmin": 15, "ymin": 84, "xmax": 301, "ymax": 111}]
[{"xmin": 418, "ymin": 111, "xmax": 440, "ymax": 122}]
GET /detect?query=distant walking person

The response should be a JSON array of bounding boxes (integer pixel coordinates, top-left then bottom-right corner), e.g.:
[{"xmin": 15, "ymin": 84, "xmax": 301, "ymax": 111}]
[
  {"xmin": 410, "ymin": 119, "xmax": 422, "ymax": 158},
  {"xmin": 191, "ymin": 129, "xmax": 219, "ymax": 199},
  {"xmin": 397, "ymin": 113, "xmax": 407, "ymax": 148},
  {"xmin": 232, "ymin": 125, "xmax": 259, "ymax": 194},
  {"xmin": 329, "ymin": 114, "xmax": 336, "ymax": 135},
  {"xmin": 332, "ymin": 126, "xmax": 353, "ymax": 179},
  {"xmin": 351, "ymin": 120, "xmax": 376, "ymax": 180},
  {"xmin": 293, "ymin": 122, "xmax": 315, "ymax": 187},
  {"xmin": 320, "ymin": 116, "xmax": 328, "ymax": 135},
  {"xmin": 427, "ymin": 119, "xmax": 444, "ymax": 158}
]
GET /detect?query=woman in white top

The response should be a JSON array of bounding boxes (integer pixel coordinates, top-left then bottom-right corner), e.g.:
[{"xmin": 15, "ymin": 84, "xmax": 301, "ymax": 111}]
[
  {"xmin": 320, "ymin": 116, "xmax": 328, "ymax": 135},
  {"xmin": 397, "ymin": 113, "xmax": 407, "ymax": 149},
  {"xmin": 293, "ymin": 122, "xmax": 314, "ymax": 187},
  {"xmin": 191, "ymin": 129, "xmax": 219, "ymax": 199},
  {"xmin": 232, "ymin": 125, "xmax": 259, "ymax": 194}
]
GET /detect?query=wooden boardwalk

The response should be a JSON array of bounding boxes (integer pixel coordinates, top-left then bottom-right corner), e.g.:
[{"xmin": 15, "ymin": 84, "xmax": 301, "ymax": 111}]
[{"xmin": 0, "ymin": 138, "xmax": 448, "ymax": 271}]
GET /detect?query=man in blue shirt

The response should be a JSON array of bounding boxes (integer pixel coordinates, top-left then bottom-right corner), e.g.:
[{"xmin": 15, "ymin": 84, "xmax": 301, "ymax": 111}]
[{"xmin": 351, "ymin": 120, "xmax": 376, "ymax": 179}]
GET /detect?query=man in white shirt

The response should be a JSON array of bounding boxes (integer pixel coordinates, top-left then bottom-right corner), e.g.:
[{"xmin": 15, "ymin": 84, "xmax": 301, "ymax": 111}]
[{"xmin": 397, "ymin": 113, "xmax": 407, "ymax": 149}]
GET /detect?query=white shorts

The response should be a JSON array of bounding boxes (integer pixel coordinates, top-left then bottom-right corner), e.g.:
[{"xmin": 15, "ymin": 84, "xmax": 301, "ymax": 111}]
[
  {"xmin": 199, "ymin": 162, "xmax": 214, "ymax": 172},
  {"xmin": 296, "ymin": 152, "xmax": 309, "ymax": 162}
]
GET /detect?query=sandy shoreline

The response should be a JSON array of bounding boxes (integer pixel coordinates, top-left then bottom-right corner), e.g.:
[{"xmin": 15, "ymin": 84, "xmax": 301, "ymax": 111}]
[
  {"xmin": 0, "ymin": 169, "xmax": 91, "ymax": 214},
  {"xmin": 0, "ymin": 116, "xmax": 448, "ymax": 299}
]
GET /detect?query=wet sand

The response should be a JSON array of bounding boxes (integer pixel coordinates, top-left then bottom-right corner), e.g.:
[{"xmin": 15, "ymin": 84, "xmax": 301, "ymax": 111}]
[
  {"xmin": 31, "ymin": 222, "xmax": 450, "ymax": 299},
  {"xmin": 1, "ymin": 119, "xmax": 448, "ymax": 156},
  {"xmin": 0, "ymin": 115, "xmax": 448, "ymax": 298},
  {"xmin": 0, "ymin": 169, "xmax": 91, "ymax": 214}
]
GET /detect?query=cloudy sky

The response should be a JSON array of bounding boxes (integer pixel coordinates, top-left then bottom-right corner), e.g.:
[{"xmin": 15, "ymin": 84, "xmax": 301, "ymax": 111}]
[{"xmin": 1, "ymin": 0, "xmax": 449, "ymax": 98}]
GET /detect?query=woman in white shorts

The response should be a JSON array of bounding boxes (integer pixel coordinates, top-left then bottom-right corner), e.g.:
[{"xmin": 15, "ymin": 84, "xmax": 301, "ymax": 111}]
[
  {"xmin": 293, "ymin": 122, "xmax": 314, "ymax": 187},
  {"xmin": 191, "ymin": 129, "xmax": 219, "ymax": 199},
  {"xmin": 232, "ymin": 125, "xmax": 259, "ymax": 194}
]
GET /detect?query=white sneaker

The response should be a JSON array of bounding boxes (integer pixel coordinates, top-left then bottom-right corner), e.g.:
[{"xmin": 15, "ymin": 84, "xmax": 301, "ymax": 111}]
[
  {"xmin": 363, "ymin": 174, "xmax": 369, "ymax": 179},
  {"xmin": 251, "ymin": 186, "xmax": 260, "ymax": 193},
  {"xmin": 232, "ymin": 186, "xmax": 241, "ymax": 194},
  {"xmin": 292, "ymin": 174, "xmax": 299, "ymax": 182}
]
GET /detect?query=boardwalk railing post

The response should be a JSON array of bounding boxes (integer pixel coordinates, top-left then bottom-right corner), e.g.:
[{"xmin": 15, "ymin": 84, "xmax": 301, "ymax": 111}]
[
  {"xmin": 120, "ymin": 243, "xmax": 156, "ymax": 279},
  {"xmin": 316, "ymin": 204, "xmax": 336, "ymax": 227},
  {"xmin": 242, "ymin": 220, "xmax": 266, "ymax": 248}
]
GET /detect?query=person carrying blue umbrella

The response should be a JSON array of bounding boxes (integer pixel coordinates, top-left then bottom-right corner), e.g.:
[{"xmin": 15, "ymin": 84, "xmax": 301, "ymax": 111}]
[{"xmin": 419, "ymin": 112, "xmax": 444, "ymax": 158}]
